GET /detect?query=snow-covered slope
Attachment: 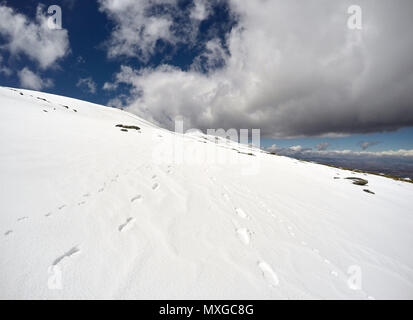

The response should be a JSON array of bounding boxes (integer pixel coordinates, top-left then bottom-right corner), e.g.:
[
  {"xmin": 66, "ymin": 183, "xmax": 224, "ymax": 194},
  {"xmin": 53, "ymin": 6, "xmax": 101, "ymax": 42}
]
[{"xmin": 1, "ymin": 86, "xmax": 412, "ymax": 299}]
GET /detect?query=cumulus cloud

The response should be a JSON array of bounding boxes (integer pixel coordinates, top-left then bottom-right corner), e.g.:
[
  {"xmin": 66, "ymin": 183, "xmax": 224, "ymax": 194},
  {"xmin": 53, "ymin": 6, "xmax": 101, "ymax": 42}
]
[
  {"xmin": 0, "ymin": 4, "xmax": 70, "ymax": 69},
  {"xmin": 18, "ymin": 67, "xmax": 53, "ymax": 90},
  {"xmin": 98, "ymin": 0, "xmax": 179, "ymax": 62},
  {"xmin": 191, "ymin": 38, "xmax": 228, "ymax": 72},
  {"xmin": 77, "ymin": 77, "xmax": 97, "ymax": 94},
  {"xmin": 359, "ymin": 141, "xmax": 381, "ymax": 150},
  {"xmin": 316, "ymin": 142, "xmax": 330, "ymax": 151},
  {"xmin": 98, "ymin": 0, "xmax": 224, "ymax": 63},
  {"xmin": 103, "ymin": 0, "xmax": 413, "ymax": 138}
]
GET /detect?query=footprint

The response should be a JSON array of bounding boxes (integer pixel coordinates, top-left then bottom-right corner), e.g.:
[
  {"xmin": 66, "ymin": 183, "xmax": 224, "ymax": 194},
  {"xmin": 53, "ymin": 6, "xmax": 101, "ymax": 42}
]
[
  {"xmin": 78, "ymin": 201, "xmax": 86, "ymax": 206},
  {"xmin": 131, "ymin": 195, "xmax": 142, "ymax": 202},
  {"xmin": 58, "ymin": 205, "xmax": 66, "ymax": 210},
  {"xmin": 98, "ymin": 188, "xmax": 104, "ymax": 193},
  {"xmin": 4, "ymin": 230, "xmax": 13, "ymax": 236},
  {"xmin": 258, "ymin": 261, "xmax": 279, "ymax": 287},
  {"xmin": 52, "ymin": 246, "xmax": 80, "ymax": 266},
  {"xmin": 331, "ymin": 270, "xmax": 338, "ymax": 277},
  {"xmin": 222, "ymin": 193, "xmax": 230, "ymax": 201},
  {"xmin": 152, "ymin": 175, "xmax": 157, "ymax": 179},
  {"xmin": 152, "ymin": 183, "xmax": 159, "ymax": 191},
  {"xmin": 235, "ymin": 208, "xmax": 249, "ymax": 220},
  {"xmin": 83, "ymin": 193, "xmax": 90, "ymax": 197},
  {"xmin": 301, "ymin": 241, "xmax": 308, "ymax": 246},
  {"xmin": 324, "ymin": 259, "xmax": 331, "ymax": 265},
  {"xmin": 118, "ymin": 217, "xmax": 135, "ymax": 232},
  {"xmin": 45, "ymin": 212, "xmax": 52, "ymax": 217},
  {"xmin": 17, "ymin": 217, "xmax": 28, "ymax": 222},
  {"xmin": 236, "ymin": 228, "xmax": 252, "ymax": 245}
]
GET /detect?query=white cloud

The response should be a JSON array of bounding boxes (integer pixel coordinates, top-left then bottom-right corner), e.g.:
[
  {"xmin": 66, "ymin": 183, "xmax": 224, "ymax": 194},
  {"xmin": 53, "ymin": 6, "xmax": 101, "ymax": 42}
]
[
  {"xmin": 98, "ymin": 0, "xmax": 216, "ymax": 63},
  {"xmin": 0, "ymin": 66, "xmax": 12, "ymax": 76},
  {"xmin": 0, "ymin": 4, "xmax": 70, "ymax": 69},
  {"xmin": 190, "ymin": 0, "xmax": 211, "ymax": 21},
  {"xmin": 335, "ymin": 149, "xmax": 413, "ymax": 157},
  {"xmin": 107, "ymin": 97, "xmax": 124, "ymax": 108},
  {"xmin": 191, "ymin": 38, "xmax": 228, "ymax": 72},
  {"xmin": 18, "ymin": 67, "xmax": 53, "ymax": 90},
  {"xmin": 98, "ymin": 0, "xmax": 177, "ymax": 62},
  {"xmin": 104, "ymin": 0, "xmax": 413, "ymax": 138},
  {"xmin": 289, "ymin": 145, "xmax": 303, "ymax": 152},
  {"xmin": 77, "ymin": 77, "xmax": 97, "ymax": 94},
  {"xmin": 266, "ymin": 144, "xmax": 413, "ymax": 158},
  {"xmin": 0, "ymin": 54, "xmax": 12, "ymax": 76},
  {"xmin": 102, "ymin": 81, "xmax": 117, "ymax": 91}
]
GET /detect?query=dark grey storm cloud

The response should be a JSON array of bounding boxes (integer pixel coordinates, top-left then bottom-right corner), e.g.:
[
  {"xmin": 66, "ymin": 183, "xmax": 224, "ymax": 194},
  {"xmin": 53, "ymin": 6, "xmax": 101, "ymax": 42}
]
[{"xmin": 102, "ymin": 0, "xmax": 413, "ymax": 138}]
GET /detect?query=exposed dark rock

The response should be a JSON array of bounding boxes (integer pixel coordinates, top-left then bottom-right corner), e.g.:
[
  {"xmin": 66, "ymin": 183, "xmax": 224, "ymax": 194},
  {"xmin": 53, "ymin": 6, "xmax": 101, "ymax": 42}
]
[
  {"xmin": 238, "ymin": 151, "xmax": 256, "ymax": 156},
  {"xmin": 345, "ymin": 177, "xmax": 368, "ymax": 186},
  {"xmin": 116, "ymin": 124, "xmax": 140, "ymax": 131}
]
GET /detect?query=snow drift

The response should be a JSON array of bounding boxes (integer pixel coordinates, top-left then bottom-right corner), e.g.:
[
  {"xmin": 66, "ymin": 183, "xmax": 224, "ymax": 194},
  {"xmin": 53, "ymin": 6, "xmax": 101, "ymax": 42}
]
[{"xmin": 0, "ymin": 86, "xmax": 412, "ymax": 299}]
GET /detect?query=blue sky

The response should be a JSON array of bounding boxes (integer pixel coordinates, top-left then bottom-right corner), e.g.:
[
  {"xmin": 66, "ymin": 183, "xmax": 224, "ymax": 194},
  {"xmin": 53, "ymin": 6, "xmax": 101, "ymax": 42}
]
[
  {"xmin": 0, "ymin": 0, "xmax": 236, "ymax": 103},
  {"xmin": 1, "ymin": 0, "xmax": 413, "ymax": 155},
  {"xmin": 262, "ymin": 127, "xmax": 413, "ymax": 152}
]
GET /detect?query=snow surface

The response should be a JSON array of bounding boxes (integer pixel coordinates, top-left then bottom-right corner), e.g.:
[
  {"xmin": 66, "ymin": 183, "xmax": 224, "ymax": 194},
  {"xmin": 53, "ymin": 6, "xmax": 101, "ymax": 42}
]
[{"xmin": 1, "ymin": 86, "xmax": 413, "ymax": 299}]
